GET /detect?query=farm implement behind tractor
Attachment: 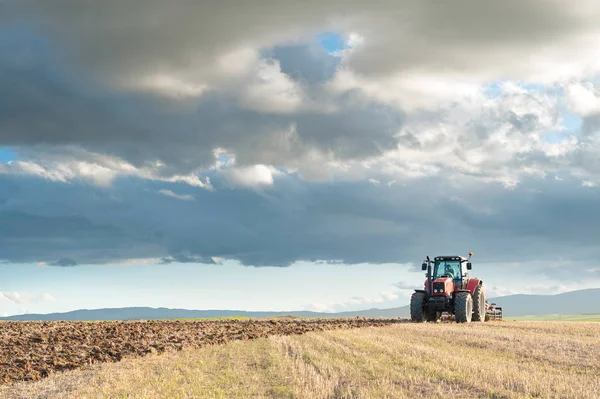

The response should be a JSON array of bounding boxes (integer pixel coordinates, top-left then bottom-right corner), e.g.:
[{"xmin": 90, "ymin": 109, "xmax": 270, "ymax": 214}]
[
  {"xmin": 486, "ymin": 303, "xmax": 503, "ymax": 321},
  {"xmin": 410, "ymin": 252, "xmax": 503, "ymax": 323}
]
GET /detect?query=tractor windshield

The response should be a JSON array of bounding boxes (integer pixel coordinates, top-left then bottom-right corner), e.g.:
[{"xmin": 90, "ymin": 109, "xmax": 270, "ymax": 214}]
[{"xmin": 433, "ymin": 260, "xmax": 461, "ymax": 280}]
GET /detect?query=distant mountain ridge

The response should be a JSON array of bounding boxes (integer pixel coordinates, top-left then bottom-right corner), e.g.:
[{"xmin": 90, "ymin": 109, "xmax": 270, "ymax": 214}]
[
  {"xmin": 1, "ymin": 288, "xmax": 598, "ymax": 321},
  {"xmin": 0, "ymin": 306, "xmax": 409, "ymax": 321}
]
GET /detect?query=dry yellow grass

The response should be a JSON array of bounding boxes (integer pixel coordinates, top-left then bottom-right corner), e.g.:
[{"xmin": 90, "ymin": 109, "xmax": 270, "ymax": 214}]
[{"xmin": 1, "ymin": 321, "xmax": 598, "ymax": 399}]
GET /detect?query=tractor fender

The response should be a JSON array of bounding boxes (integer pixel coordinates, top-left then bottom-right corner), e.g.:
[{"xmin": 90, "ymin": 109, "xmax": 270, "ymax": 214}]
[{"xmin": 466, "ymin": 278, "xmax": 482, "ymax": 295}]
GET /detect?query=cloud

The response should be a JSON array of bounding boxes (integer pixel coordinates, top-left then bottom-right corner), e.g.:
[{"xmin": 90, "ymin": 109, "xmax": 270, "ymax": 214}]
[
  {"xmin": 158, "ymin": 189, "xmax": 195, "ymax": 201},
  {"xmin": 220, "ymin": 164, "xmax": 278, "ymax": 188},
  {"xmin": 0, "ymin": 292, "xmax": 56, "ymax": 305},
  {"xmin": 0, "ymin": 150, "xmax": 213, "ymax": 190},
  {"xmin": 305, "ymin": 290, "xmax": 402, "ymax": 313},
  {"xmin": 395, "ymin": 281, "xmax": 420, "ymax": 291},
  {"xmin": 50, "ymin": 257, "xmax": 77, "ymax": 267},
  {"xmin": 6, "ymin": 1, "xmax": 600, "ymax": 84},
  {"xmin": 4, "ymin": 1, "xmax": 600, "ymax": 178},
  {"xmin": 565, "ymin": 81, "xmax": 600, "ymax": 117},
  {"xmin": 564, "ymin": 81, "xmax": 600, "ymax": 135},
  {"xmin": 2, "ymin": 167, "xmax": 600, "ymax": 288},
  {"xmin": 0, "ymin": 19, "xmax": 403, "ymax": 179},
  {"xmin": 159, "ymin": 254, "xmax": 217, "ymax": 265},
  {"xmin": 304, "ymin": 303, "xmax": 335, "ymax": 313},
  {"xmin": 1, "ymin": 0, "xmax": 600, "ymax": 296}
]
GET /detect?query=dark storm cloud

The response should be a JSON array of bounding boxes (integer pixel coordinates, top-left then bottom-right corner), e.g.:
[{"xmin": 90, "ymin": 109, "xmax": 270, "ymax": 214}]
[
  {"xmin": 0, "ymin": 0, "xmax": 599, "ymax": 292},
  {"xmin": 2, "ymin": 172, "xmax": 600, "ymax": 284},
  {"xmin": 159, "ymin": 255, "xmax": 216, "ymax": 265},
  {"xmin": 267, "ymin": 42, "xmax": 341, "ymax": 85},
  {"xmin": 0, "ymin": 23, "xmax": 404, "ymax": 173},
  {"xmin": 3, "ymin": 0, "xmax": 594, "ymax": 80},
  {"xmin": 1, "ymin": 0, "xmax": 597, "ymax": 176},
  {"xmin": 50, "ymin": 257, "xmax": 77, "ymax": 267}
]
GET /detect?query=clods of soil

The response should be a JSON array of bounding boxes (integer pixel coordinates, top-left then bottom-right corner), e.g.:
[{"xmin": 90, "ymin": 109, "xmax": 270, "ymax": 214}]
[{"xmin": 0, "ymin": 318, "xmax": 406, "ymax": 385}]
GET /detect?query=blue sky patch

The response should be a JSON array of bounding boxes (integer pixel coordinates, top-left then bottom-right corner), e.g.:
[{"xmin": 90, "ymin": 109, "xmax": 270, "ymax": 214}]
[
  {"xmin": 483, "ymin": 81, "xmax": 504, "ymax": 98},
  {"xmin": 0, "ymin": 147, "xmax": 16, "ymax": 163},
  {"xmin": 561, "ymin": 110, "xmax": 582, "ymax": 132},
  {"xmin": 317, "ymin": 31, "xmax": 348, "ymax": 54},
  {"xmin": 541, "ymin": 131, "xmax": 569, "ymax": 143},
  {"xmin": 483, "ymin": 80, "xmax": 547, "ymax": 98},
  {"xmin": 519, "ymin": 82, "xmax": 546, "ymax": 92},
  {"xmin": 217, "ymin": 155, "xmax": 232, "ymax": 164}
]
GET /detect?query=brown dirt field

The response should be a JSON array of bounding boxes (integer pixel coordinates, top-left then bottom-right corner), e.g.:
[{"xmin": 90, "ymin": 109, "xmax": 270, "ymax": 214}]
[
  {"xmin": 1, "ymin": 320, "xmax": 598, "ymax": 399},
  {"xmin": 0, "ymin": 318, "xmax": 404, "ymax": 386}
]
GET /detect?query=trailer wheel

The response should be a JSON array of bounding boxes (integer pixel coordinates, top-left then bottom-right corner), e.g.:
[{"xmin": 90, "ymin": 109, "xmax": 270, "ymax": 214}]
[
  {"xmin": 455, "ymin": 292, "xmax": 473, "ymax": 323},
  {"xmin": 410, "ymin": 292, "xmax": 427, "ymax": 322},
  {"xmin": 472, "ymin": 284, "xmax": 485, "ymax": 322}
]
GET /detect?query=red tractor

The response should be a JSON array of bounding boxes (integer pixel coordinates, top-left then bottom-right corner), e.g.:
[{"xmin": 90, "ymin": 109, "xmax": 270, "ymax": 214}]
[{"xmin": 410, "ymin": 252, "xmax": 486, "ymax": 323}]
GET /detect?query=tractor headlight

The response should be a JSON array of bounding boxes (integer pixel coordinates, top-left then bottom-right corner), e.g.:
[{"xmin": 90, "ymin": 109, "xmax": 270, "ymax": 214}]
[{"xmin": 434, "ymin": 289, "xmax": 438, "ymax": 293}]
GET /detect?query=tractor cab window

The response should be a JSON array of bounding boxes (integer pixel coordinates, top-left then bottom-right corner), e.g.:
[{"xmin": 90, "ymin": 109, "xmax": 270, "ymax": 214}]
[{"xmin": 433, "ymin": 261, "xmax": 461, "ymax": 280}]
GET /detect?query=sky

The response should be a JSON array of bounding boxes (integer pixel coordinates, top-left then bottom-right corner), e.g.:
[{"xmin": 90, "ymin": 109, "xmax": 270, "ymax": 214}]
[{"xmin": 2, "ymin": 1, "xmax": 600, "ymax": 316}]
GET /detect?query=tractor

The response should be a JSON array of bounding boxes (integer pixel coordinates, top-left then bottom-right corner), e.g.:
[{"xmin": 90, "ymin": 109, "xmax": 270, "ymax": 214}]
[{"xmin": 410, "ymin": 252, "xmax": 486, "ymax": 323}]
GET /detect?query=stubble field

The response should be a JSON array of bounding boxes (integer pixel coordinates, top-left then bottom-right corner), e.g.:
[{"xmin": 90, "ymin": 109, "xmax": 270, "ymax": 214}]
[{"xmin": 1, "ymin": 319, "xmax": 598, "ymax": 399}]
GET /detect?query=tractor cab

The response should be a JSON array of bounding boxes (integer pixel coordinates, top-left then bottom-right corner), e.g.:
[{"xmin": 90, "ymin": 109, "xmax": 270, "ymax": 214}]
[
  {"xmin": 431, "ymin": 256, "xmax": 470, "ymax": 289},
  {"xmin": 422, "ymin": 255, "xmax": 471, "ymax": 295}
]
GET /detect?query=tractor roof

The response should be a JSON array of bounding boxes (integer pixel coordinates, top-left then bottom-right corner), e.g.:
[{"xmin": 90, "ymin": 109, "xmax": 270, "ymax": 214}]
[{"xmin": 434, "ymin": 255, "xmax": 469, "ymax": 262}]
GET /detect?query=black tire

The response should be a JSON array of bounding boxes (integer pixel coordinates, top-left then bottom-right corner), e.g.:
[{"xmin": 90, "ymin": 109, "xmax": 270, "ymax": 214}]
[
  {"xmin": 410, "ymin": 292, "xmax": 427, "ymax": 322},
  {"xmin": 472, "ymin": 284, "xmax": 485, "ymax": 322},
  {"xmin": 455, "ymin": 292, "xmax": 473, "ymax": 323}
]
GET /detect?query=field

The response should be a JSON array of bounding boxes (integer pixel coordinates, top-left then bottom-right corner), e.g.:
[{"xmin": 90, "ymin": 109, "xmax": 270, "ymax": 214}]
[
  {"xmin": 1, "ymin": 320, "xmax": 599, "ymax": 399},
  {"xmin": 509, "ymin": 314, "xmax": 600, "ymax": 322},
  {"xmin": 0, "ymin": 318, "xmax": 401, "ymax": 385}
]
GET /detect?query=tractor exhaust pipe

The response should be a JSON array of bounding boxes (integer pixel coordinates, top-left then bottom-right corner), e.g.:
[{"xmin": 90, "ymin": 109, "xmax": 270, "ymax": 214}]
[{"xmin": 426, "ymin": 255, "xmax": 432, "ymax": 297}]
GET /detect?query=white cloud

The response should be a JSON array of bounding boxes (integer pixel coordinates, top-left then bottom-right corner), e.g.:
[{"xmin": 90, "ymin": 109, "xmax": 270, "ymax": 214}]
[
  {"xmin": 308, "ymin": 82, "xmax": 572, "ymax": 187},
  {"xmin": 240, "ymin": 59, "xmax": 304, "ymax": 114},
  {"xmin": 138, "ymin": 74, "xmax": 208, "ymax": 98},
  {"xmin": 380, "ymin": 291, "xmax": 399, "ymax": 302},
  {"xmin": 308, "ymin": 290, "xmax": 402, "ymax": 313},
  {"xmin": 565, "ymin": 81, "xmax": 600, "ymax": 116},
  {"xmin": 221, "ymin": 164, "xmax": 280, "ymax": 188},
  {"xmin": 0, "ymin": 150, "xmax": 213, "ymax": 190},
  {"xmin": 0, "ymin": 292, "xmax": 56, "ymax": 305},
  {"xmin": 326, "ymin": 69, "xmax": 482, "ymax": 112},
  {"xmin": 158, "ymin": 189, "xmax": 195, "ymax": 201},
  {"xmin": 304, "ymin": 303, "xmax": 335, "ymax": 313}
]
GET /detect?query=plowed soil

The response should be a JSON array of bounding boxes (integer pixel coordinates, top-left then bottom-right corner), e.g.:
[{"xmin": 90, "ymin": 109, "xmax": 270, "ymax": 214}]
[{"xmin": 0, "ymin": 318, "xmax": 405, "ymax": 386}]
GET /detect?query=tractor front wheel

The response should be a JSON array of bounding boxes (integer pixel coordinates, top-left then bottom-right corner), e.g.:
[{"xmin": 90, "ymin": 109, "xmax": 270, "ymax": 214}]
[
  {"xmin": 472, "ymin": 284, "xmax": 485, "ymax": 322},
  {"xmin": 455, "ymin": 292, "xmax": 473, "ymax": 323},
  {"xmin": 410, "ymin": 292, "xmax": 427, "ymax": 322}
]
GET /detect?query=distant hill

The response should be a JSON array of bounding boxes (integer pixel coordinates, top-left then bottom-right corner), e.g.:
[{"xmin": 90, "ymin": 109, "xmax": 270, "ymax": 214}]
[
  {"xmin": 0, "ymin": 306, "xmax": 410, "ymax": 321},
  {"xmin": 482, "ymin": 288, "xmax": 600, "ymax": 317},
  {"xmin": 1, "ymin": 288, "xmax": 598, "ymax": 321}
]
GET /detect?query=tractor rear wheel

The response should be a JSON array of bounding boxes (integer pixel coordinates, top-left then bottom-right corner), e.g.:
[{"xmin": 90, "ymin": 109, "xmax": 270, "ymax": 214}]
[
  {"xmin": 455, "ymin": 292, "xmax": 473, "ymax": 323},
  {"xmin": 410, "ymin": 292, "xmax": 427, "ymax": 322},
  {"xmin": 472, "ymin": 284, "xmax": 485, "ymax": 322}
]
